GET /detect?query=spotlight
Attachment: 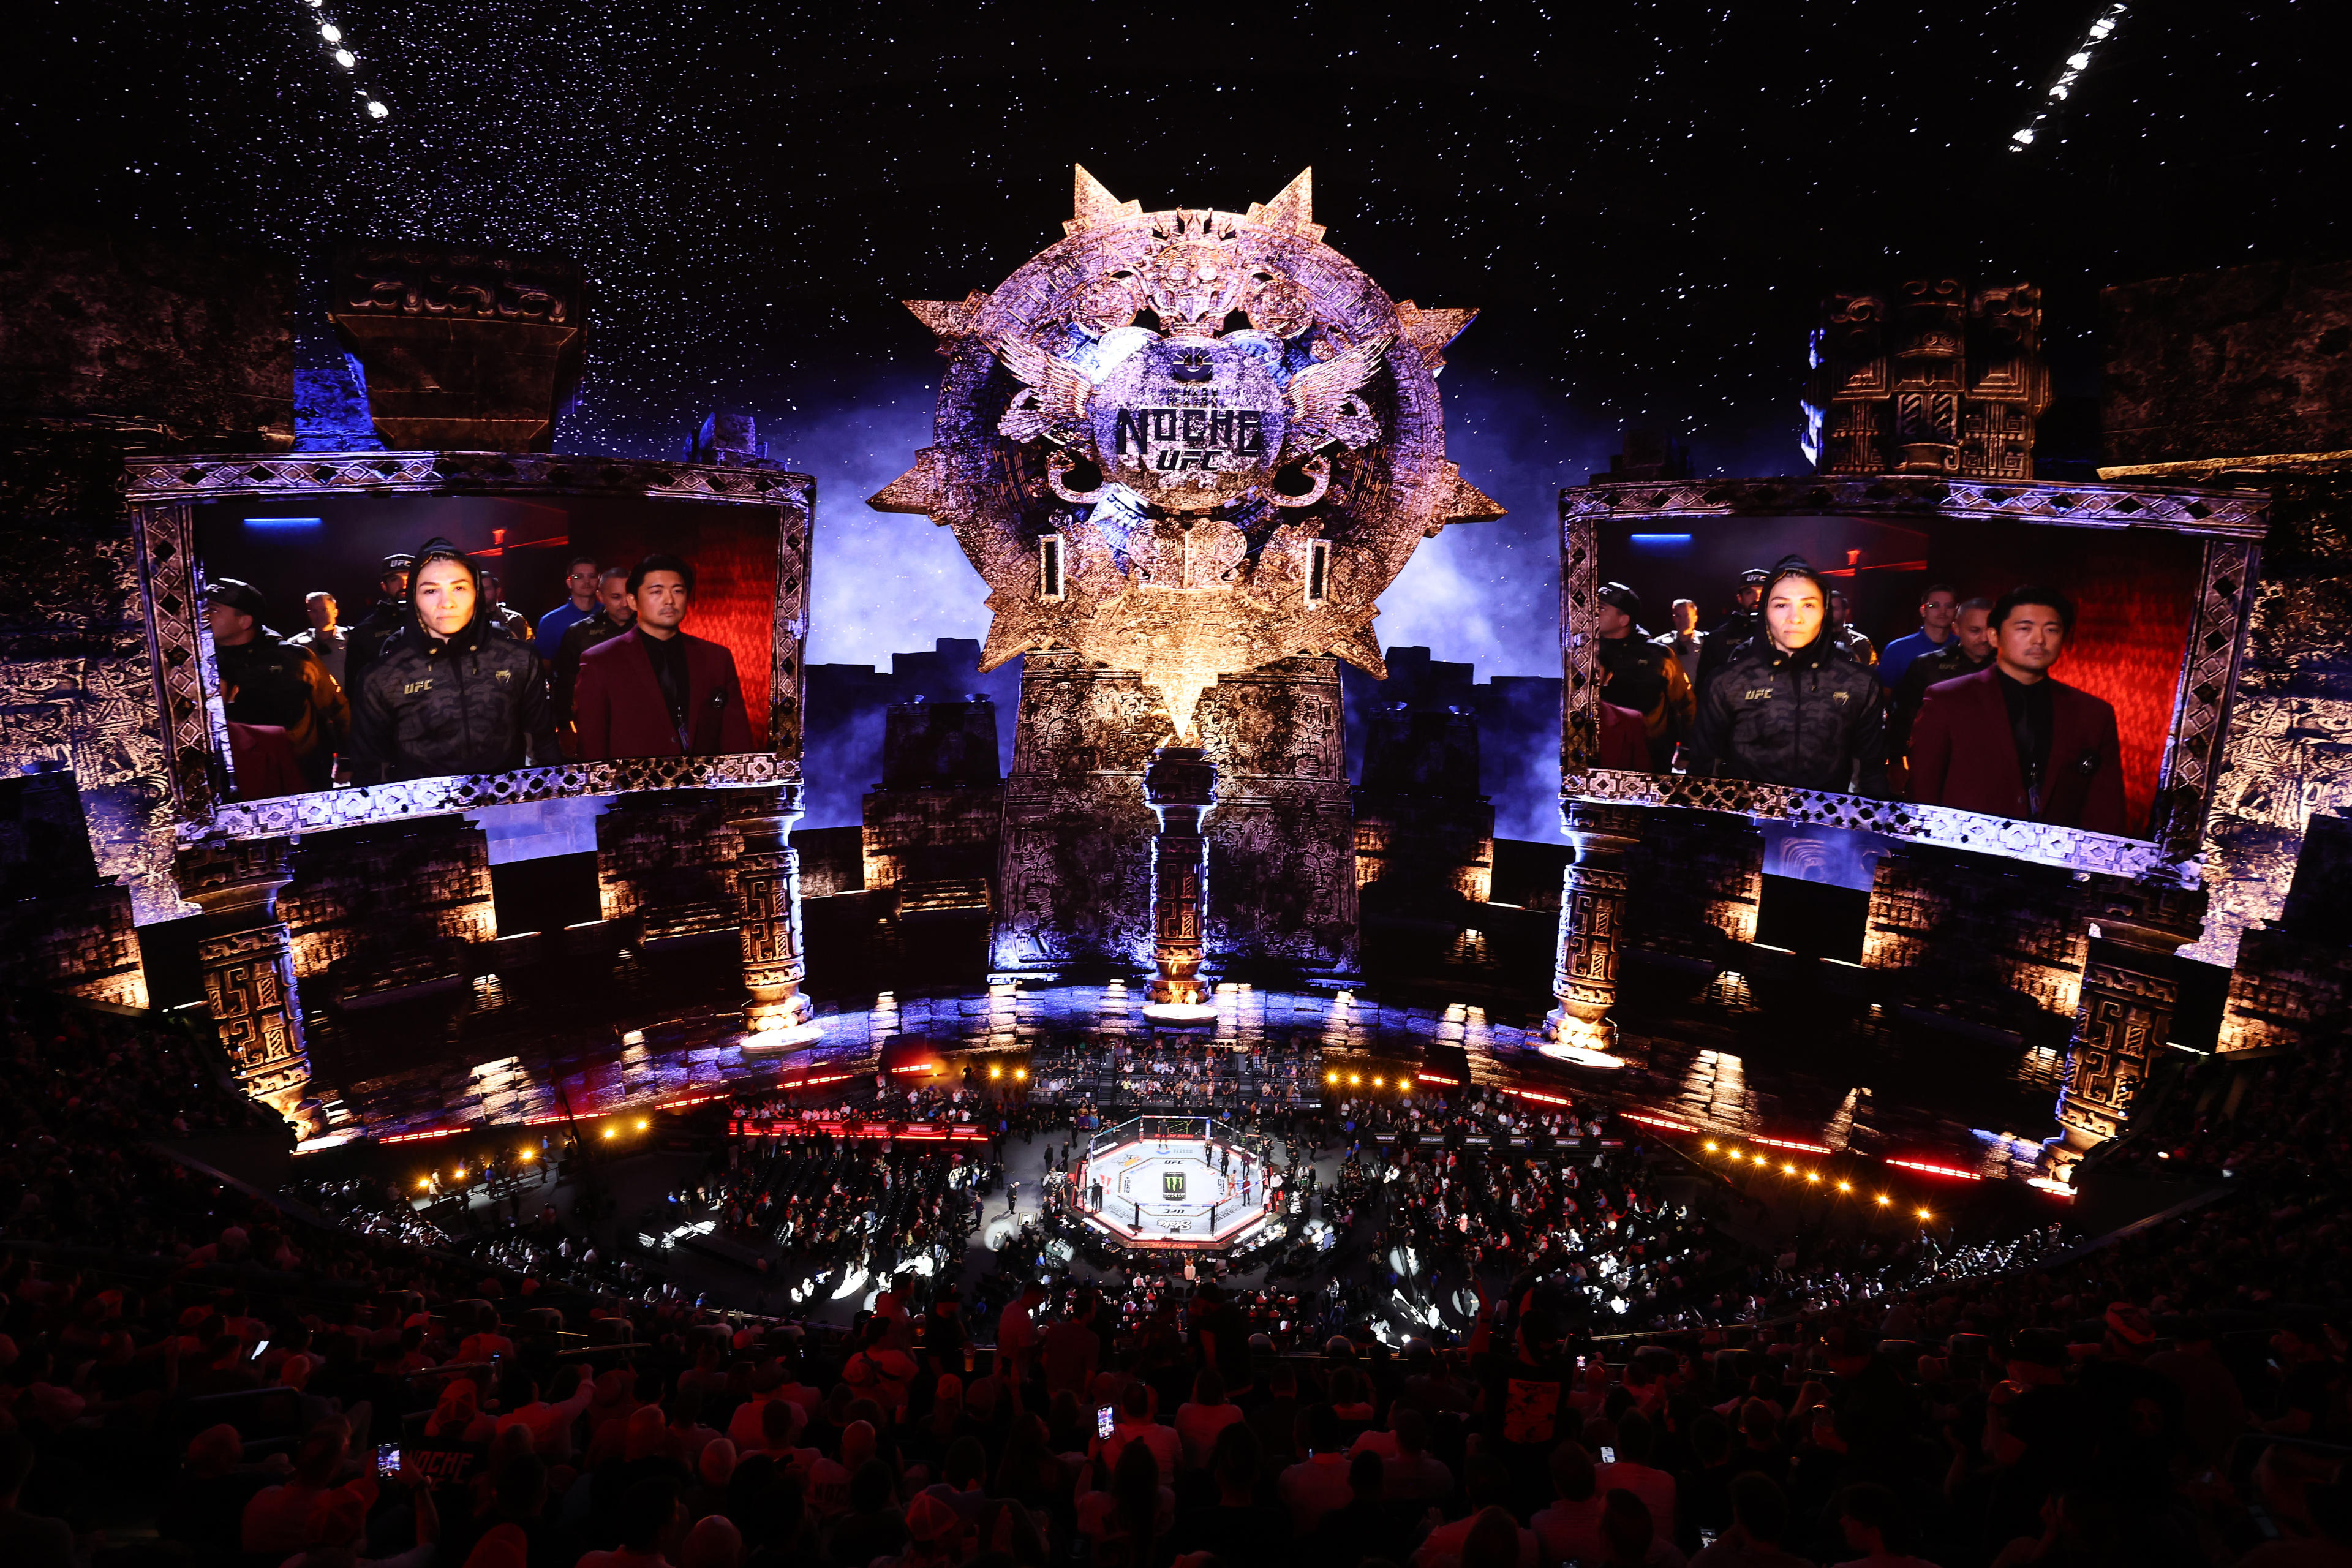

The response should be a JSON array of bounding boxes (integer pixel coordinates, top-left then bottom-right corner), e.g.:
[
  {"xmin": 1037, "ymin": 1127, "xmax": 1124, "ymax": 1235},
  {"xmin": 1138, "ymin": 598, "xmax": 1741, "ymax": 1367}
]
[
  {"xmin": 990, "ymin": 1065, "xmax": 1002, "ymax": 1080},
  {"xmin": 519, "ymin": 1149, "xmax": 533, "ymax": 1161},
  {"xmin": 1704, "ymin": 1140, "xmax": 1717, "ymax": 1153},
  {"xmin": 1372, "ymin": 1076, "xmax": 1384, "ymax": 1087},
  {"xmin": 1014, "ymin": 1067, "xmax": 1028, "ymax": 1082},
  {"xmin": 1837, "ymin": 1180, "xmax": 1852, "ymax": 1193},
  {"xmin": 320, "ymin": 22, "xmax": 341, "ymax": 41},
  {"xmin": 603, "ymin": 1128, "xmax": 616, "ymax": 1139},
  {"xmin": 1916, "ymin": 1207, "xmax": 1932, "ymax": 1221},
  {"xmin": 1325, "ymin": 1071, "xmax": 1338, "ymax": 1085},
  {"xmin": 334, "ymin": 48, "xmax": 356, "ymax": 67},
  {"xmin": 1400, "ymin": 1077, "xmax": 1412, "ymax": 1090},
  {"xmin": 366, "ymin": 100, "xmax": 388, "ymax": 118},
  {"xmin": 1875, "ymin": 1194, "xmax": 1891, "ymax": 1206},
  {"xmin": 417, "ymin": 1177, "xmax": 429, "ymax": 1189},
  {"xmin": 452, "ymin": 1167, "xmax": 464, "ymax": 1179},
  {"xmin": 1805, "ymin": 1171, "xmax": 1820, "ymax": 1184},
  {"xmin": 1349, "ymin": 1073, "xmax": 1361, "ymax": 1086},
  {"xmin": 636, "ymin": 1119, "xmax": 648, "ymax": 1131},
  {"xmin": 1781, "ymin": 1163, "xmax": 1795, "ymax": 1175}
]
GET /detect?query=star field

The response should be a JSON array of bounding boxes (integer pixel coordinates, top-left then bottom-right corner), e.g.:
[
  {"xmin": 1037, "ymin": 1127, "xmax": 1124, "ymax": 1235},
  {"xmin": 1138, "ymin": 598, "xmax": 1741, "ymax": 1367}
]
[{"xmin": 4, "ymin": 1, "xmax": 2340, "ymax": 674}]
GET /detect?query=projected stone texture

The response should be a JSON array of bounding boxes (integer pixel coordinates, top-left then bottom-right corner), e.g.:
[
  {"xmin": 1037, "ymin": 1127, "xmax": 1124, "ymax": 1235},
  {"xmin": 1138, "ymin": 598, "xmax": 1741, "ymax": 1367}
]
[
  {"xmin": 877, "ymin": 168, "xmax": 1494, "ymax": 981},
  {"xmin": 1806, "ymin": 279, "xmax": 2051, "ymax": 479},
  {"xmin": 873, "ymin": 167, "xmax": 1500, "ymax": 733},
  {"xmin": 1354, "ymin": 707, "xmax": 1495, "ymax": 910},
  {"xmin": 1863, "ymin": 847, "xmax": 2089, "ymax": 1033},
  {"xmin": 279, "ymin": 818, "xmax": 496, "ymax": 998}
]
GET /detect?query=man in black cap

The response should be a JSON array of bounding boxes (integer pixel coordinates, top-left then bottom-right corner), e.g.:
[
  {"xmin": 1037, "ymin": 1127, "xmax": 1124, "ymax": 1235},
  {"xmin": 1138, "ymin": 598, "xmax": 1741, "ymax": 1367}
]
[
  {"xmin": 1592, "ymin": 582, "xmax": 1692, "ymax": 770},
  {"xmin": 1690, "ymin": 556, "xmax": 1887, "ymax": 795},
  {"xmin": 1694, "ymin": 567, "xmax": 1771, "ymax": 694},
  {"xmin": 205, "ymin": 578, "xmax": 348, "ymax": 790},
  {"xmin": 1887, "ymin": 595, "xmax": 1994, "ymax": 788},
  {"xmin": 348, "ymin": 538, "xmax": 556, "ymax": 783},
  {"xmin": 343, "ymin": 553, "xmax": 415, "ymax": 696},
  {"xmin": 550, "ymin": 565, "xmax": 636, "ymax": 754}
]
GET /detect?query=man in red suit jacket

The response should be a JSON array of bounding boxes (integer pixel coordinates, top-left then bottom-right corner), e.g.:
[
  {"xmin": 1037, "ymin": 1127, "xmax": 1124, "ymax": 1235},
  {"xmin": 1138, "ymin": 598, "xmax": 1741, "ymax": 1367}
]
[
  {"xmin": 574, "ymin": 554, "xmax": 757, "ymax": 761},
  {"xmin": 1907, "ymin": 584, "xmax": 2128, "ymax": 835}
]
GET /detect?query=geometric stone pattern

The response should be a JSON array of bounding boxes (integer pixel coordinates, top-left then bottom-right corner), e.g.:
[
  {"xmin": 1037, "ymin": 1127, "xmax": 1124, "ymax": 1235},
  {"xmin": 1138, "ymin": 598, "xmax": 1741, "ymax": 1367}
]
[
  {"xmin": 599, "ymin": 789, "xmax": 777, "ymax": 944},
  {"xmin": 2054, "ymin": 878, "xmax": 2207, "ymax": 1149},
  {"xmin": 278, "ymin": 817, "xmax": 497, "ymax": 989},
  {"xmin": 1195, "ymin": 656, "xmax": 1359, "ymax": 982},
  {"xmin": 2183, "ymin": 470, "xmax": 2352, "ymax": 966},
  {"xmin": 1862, "ymin": 846, "xmax": 2089, "ymax": 1031},
  {"xmin": 0, "ymin": 426, "xmax": 187, "ymax": 923},
  {"xmin": 176, "ymin": 837, "xmax": 308, "ymax": 1107},
  {"xmin": 1804, "ymin": 280, "xmax": 2052, "ymax": 480}
]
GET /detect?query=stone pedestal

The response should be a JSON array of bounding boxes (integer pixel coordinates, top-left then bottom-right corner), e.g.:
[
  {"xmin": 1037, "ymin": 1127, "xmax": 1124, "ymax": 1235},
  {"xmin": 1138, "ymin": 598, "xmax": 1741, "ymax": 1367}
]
[
  {"xmin": 1195, "ymin": 657, "xmax": 1359, "ymax": 986},
  {"xmin": 2046, "ymin": 878, "xmax": 2209, "ymax": 1171},
  {"xmin": 1142, "ymin": 747, "xmax": 1216, "ymax": 1023},
  {"xmin": 992, "ymin": 653, "xmax": 1170, "ymax": 980},
  {"xmin": 732, "ymin": 782, "xmax": 818, "ymax": 1044},
  {"xmin": 1544, "ymin": 801, "xmax": 1642, "ymax": 1063},
  {"xmin": 178, "ymin": 839, "xmax": 310, "ymax": 1122}
]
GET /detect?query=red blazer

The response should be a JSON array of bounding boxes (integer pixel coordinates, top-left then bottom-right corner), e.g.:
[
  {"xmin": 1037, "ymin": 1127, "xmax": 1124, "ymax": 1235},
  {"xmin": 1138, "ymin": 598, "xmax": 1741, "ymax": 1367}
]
[
  {"xmin": 1598, "ymin": 701, "xmax": 1651, "ymax": 771},
  {"xmin": 575, "ymin": 628, "xmax": 756, "ymax": 761},
  {"xmin": 1907, "ymin": 667, "xmax": 2128, "ymax": 835}
]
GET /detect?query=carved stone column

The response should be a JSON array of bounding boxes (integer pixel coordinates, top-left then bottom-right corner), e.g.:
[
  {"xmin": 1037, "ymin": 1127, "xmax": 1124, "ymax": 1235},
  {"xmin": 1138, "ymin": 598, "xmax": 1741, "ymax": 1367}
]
[
  {"xmin": 177, "ymin": 839, "xmax": 311, "ymax": 1121},
  {"xmin": 733, "ymin": 781, "xmax": 819, "ymax": 1047},
  {"xmin": 1141, "ymin": 747, "xmax": 1218, "ymax": 1025},
  {"xmin": 2046, "ymin": 878, "xmax": 2209, "ymax": 1172},
  {"xmin": 1544, "ymin": 801, "xmax": 1642, "ymax": 1064}
]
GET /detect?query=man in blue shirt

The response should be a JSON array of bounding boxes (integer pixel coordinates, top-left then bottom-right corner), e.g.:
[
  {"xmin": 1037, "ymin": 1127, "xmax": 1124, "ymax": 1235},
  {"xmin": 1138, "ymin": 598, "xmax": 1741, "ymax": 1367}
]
[
  {"xmin": 1877, "ymin": 582, "xmax": 1958, "ymax": 690},
  {"xmin": 535, "ymin": 554, "xmax": 601, "ymax": 650}
]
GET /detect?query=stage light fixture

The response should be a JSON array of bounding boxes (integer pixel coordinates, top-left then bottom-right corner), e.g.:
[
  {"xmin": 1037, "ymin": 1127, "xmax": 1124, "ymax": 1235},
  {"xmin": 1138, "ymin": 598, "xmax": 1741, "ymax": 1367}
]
[
  {"xmin": 603, "ymin": 1128, "xmax": 616, "ymax": 1139},
  {"xmin": 1372, "ymin": 1076, "xmax": 1383, "ymax": 1087},
  {"xmin": 321, "ymin": 22, "xmax": 341, "ymax": 40},
  {"xmin": 1875, "ymin": 1194, "xmax": 1891, "ymax": 1206},
  {"xmin": 519, "ymin": 1149, "xmax": 533, "ymax": 1161},
  {"xmin": 1805, "ymin": 1172, "xmax": 1820, "ymax": 1184},
  {"xmin": 989, "ymin": 1065, "xmax": 1003, "ymax": 1079},
  {"xmin": 334, "ymin": 48, "xmax": 356, "ymax": 67},
  {"xmin": 635, "ymin": 1118, "xmax": 647, "ymax": 1130},
  {"xmin": 1704, "ymin": 1140, "xmax": 1717, "ymax": 1152},
  {"xmin": 1837, "ymin": 1180, "xmax": 1852, "ymax": 1192},
  {"xmin": 1349, "ymin": 1073, "xmax": 1361, "ymax": 1085},
  {"xmin": 1325, "ymin": 1070, "xmax": 1338, "ymax": 1085},
  {"xmin": 1014, "ymin": 1067, "xmax": 1028, "ymax": 1082},
  {"xmin": 452, "ymin": 1167, "xmax": 464, "ymax": 1178},
  {"xmin": 1400, "ymin": 1077, "xmax": 1412, "ymax": 1090},
  {"xmin": 417, "ymin": 1177, "xmax": 429, "ymax": 1189},
  {"xmin": 367, "ymin": 100, "xmax": 388, "ymax": 118},
  {"xmin": 1781, "ymin": 1162, "xmax": 1795, "ymax": 1175},
  {"xmin": 1916, "ymin": 1207, "xmax": 1932, "ymax": 1220}
]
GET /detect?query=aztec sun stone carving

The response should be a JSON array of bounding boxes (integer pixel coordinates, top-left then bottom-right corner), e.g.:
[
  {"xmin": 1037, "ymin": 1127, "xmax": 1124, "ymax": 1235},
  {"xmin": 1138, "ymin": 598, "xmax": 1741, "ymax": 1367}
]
[{"xmin": 870, "ymin": 167, "xmax": 1502, "ymax": 737}]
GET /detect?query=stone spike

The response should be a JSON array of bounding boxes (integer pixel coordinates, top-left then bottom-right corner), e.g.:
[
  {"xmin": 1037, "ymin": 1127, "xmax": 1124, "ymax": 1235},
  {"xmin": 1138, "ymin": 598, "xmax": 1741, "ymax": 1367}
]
[
  {"xmin": 1065, "ymin": 164, "xmax": 1141, "ymax": 236},
  {"xmin": 1394, "ymin": 301, "xmax": 1479, "ymax": 376},
  {"xmin": 866, "ymin": 448, "xmax": 951, "ymax": 521},
  {"xmin": 1425, "ymin": 461, "xmax": 1507, "ymax": 535},
  {"xmin": 1325, "ymin": 624, "xmax": 1387, "ymax": 680},
  {"xmin": 903, "ymin": 292, "xmax": 990, "ymax": 354},
  {"xmin": 1245, "ymin": 168, "xmax": 1324, "ymax": 243}
]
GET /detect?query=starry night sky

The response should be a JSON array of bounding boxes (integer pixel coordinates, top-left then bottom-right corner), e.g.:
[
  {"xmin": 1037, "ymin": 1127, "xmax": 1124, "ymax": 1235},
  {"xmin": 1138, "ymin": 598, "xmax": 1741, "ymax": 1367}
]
[{"xmin": 6, "ymin": 1, "xmax": 2339, "ymax": 677}]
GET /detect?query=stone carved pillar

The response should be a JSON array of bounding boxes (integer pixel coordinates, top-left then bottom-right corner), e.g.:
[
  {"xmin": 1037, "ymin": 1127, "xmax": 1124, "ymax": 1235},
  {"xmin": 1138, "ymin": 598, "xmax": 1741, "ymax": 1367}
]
[
  {"xmin": 177, "ymin": 839, "xmax": 311, "ymax": 1120},
  {"xmin": 733, "ymin": 782, "xmax": 819, "ymax": 1046},
  {"xmin": 1141, "ymin": 747, "xmax": 1218, "ymax": 1025},
  {"xmin": 1544, "ymin": 801, "xmax": 1643, "ymax": 1062},
  {"xmin": 2047, "ymin": 878, "xmax": 2209, "ymax": 1171}
]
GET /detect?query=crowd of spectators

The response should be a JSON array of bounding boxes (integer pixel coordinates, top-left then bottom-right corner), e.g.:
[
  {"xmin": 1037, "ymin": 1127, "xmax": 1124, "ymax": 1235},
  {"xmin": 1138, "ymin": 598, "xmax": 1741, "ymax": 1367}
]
[{"xmin": 715, "ymin": 1140, "xmax": 984, "ymax": 1305}]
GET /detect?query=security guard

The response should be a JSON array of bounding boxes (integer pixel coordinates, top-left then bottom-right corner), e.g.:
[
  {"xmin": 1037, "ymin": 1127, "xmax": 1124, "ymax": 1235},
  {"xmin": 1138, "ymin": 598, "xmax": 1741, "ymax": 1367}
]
[
  {"xmin": 343, "ymin": 552, "xmax": 416, "ymax": 697},
  {"xmin": 1694, "ymin": 565, "xmax": 1772, "ymax": 695},
  {"xmin": 205, "ymin": 579, "xmax": 349, "ymax": 789},
  {"xmin": 1593, "ymin": 581, "xmax": 1694, "ymax": 770}
]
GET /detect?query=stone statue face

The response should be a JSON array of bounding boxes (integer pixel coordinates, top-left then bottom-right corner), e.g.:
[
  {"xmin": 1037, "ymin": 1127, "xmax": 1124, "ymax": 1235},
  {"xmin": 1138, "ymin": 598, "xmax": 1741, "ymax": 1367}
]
[{"xmin": 870, "ymin": 168, "xmax": 1502, "ymax": 739}]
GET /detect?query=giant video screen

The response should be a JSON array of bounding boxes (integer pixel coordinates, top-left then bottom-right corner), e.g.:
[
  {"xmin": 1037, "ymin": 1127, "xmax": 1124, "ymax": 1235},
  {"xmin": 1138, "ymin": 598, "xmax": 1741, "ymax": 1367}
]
[
  {"xmin": 1559, "ymin": 478, "xmax": 2263, "ymax": 875},
  {"xmin": 127, "ymin": 458, "xmax": 812, "ymax": 836}
]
